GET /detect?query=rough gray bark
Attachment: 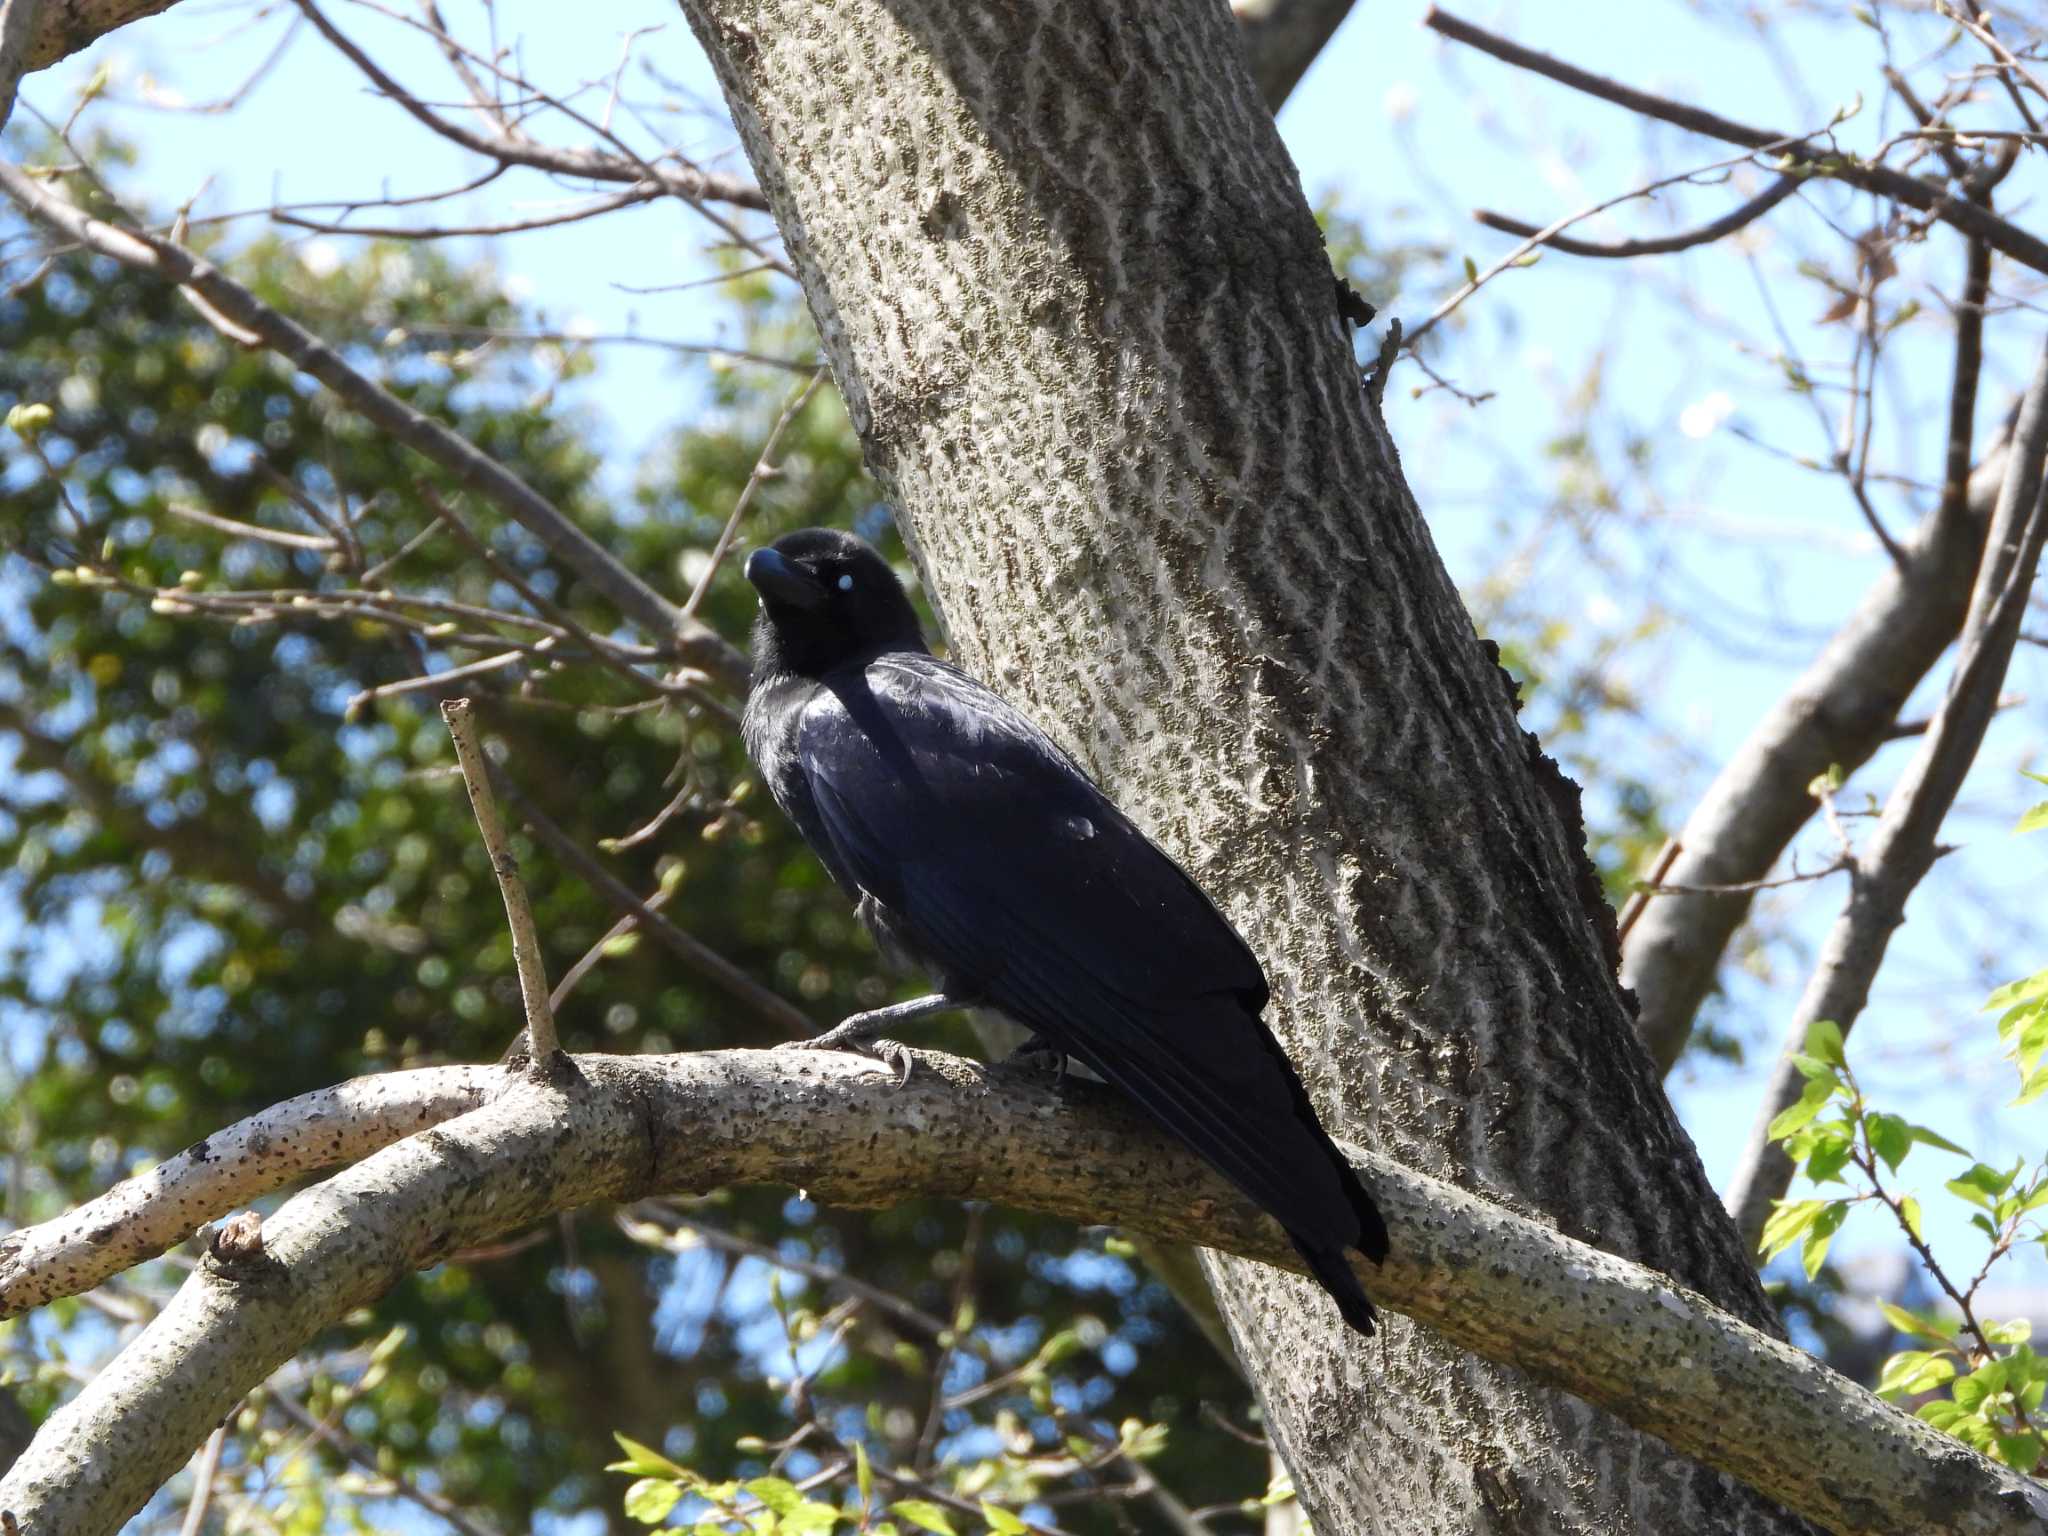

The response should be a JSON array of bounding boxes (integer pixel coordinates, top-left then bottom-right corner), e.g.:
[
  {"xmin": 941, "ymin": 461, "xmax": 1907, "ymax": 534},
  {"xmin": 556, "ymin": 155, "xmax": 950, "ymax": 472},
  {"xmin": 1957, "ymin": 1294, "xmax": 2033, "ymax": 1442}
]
[
  {"xmin": 4, "ymin": 1052, "xmax": 2041, "ymax": 1536},
  {"xmin": 672, "ymin": 2, "xmax": 1805, "ymax": 1530},
  {"xmin": 0, "ymin": 0, "xmax": 44, "ymax": 132},
  {"xmin": 1622, "ymin": 443, "xmax": 2006, "ymax": 1071}
]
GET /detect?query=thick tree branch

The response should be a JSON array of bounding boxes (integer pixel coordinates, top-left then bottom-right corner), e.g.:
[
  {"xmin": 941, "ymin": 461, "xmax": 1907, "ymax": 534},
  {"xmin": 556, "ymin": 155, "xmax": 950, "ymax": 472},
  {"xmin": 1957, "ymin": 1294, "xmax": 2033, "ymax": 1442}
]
[
  {"xmin": 1621, "ymin": 441, "xmax": 2008, "ymax": 1069},
  {"xmin": 0, "ymin": 1067, "xmax": 499, "ymax": 1318},
  {"xmin": 1230, "ymin": 0, "xmax": 1358, "ymax": 111},
  {"xmin": 0, "ymin": 0, "xmax": 42, "ymax": 131},
  {"xmin": 1, "ymin": 1051, "xmax": 2043, "ymax": 1536},
  {"xmin": 19, "ymin": 0, "xmax": 163, "ymax": 70},
  {"xmin": 0, "ymin": 159, "xmax": 750, "ymax": 694},
  {"xmin": 1724, "ymin": 338, "xmax": 2048, "ymax": 1248}
]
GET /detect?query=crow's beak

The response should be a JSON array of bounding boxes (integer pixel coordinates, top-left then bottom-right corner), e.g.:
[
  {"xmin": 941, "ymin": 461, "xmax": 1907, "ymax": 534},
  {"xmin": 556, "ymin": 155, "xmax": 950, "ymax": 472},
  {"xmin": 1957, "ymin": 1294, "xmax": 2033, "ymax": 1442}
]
[{"xmin": 744, "ymin": 548, "xmax": 827, "ymax": 611}]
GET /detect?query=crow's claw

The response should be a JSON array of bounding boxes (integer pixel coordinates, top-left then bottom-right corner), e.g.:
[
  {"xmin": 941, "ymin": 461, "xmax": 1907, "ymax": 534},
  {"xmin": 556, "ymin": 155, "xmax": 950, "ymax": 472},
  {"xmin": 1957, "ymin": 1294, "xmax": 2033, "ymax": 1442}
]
[{"xmin": 1003, "ymin": 1035, "xmax": 1069, "ymax": 1085}]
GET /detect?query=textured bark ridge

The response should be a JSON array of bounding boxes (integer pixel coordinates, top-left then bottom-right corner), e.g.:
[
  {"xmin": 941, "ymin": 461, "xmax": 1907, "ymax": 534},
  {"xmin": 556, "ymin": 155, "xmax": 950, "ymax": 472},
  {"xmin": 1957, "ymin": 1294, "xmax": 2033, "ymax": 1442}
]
[{"xmin": 676, "ymin": 3, "xmax": 1806, "ymax": 1530}]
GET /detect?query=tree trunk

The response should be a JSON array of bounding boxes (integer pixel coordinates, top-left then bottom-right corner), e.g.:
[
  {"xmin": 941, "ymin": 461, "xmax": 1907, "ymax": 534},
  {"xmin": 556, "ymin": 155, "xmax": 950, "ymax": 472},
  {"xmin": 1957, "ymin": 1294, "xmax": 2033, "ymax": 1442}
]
[{"xmin": 674, "ymin": 3, "xmax": 1810, "ymax": 1530}]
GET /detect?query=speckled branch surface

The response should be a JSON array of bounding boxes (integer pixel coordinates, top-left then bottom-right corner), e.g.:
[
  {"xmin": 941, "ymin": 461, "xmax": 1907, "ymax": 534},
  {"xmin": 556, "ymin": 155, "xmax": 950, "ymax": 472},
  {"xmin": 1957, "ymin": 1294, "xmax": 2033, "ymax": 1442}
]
[
  {"xmin": 0, "ymin": 1068, "xmax": 499, "ymax": 1319},
  {"xmin": 1, "ymin": 1050, "xmax": 2042, "ymax": 1536},
  {"xmin": 670, "ymin": 1, "xmax": 1805, "ymax": 1530}
]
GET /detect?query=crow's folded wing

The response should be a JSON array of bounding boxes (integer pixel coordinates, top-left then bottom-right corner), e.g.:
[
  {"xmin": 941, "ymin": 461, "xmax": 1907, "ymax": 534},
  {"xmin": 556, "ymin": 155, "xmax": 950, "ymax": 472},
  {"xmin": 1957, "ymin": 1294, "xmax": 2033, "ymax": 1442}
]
[{"xmin": 794, "ymin": 654, "xmax": 1380, "ymax": 1261}]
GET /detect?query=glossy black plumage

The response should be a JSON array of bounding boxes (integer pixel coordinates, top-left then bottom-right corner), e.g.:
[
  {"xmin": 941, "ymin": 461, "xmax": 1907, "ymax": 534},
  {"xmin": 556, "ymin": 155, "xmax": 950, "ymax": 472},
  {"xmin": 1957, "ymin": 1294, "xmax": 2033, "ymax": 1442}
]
[{"xmin": 741, "ymin": 528, "xmax": 1388, "ymax": 1334}]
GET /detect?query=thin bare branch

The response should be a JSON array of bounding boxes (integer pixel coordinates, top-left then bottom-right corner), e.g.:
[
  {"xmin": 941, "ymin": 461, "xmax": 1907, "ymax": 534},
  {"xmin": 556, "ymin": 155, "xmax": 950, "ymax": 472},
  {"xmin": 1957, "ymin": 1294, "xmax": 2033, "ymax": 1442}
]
[
  {"xmin": 1424, "ymin": 6, "xmax": 2048, "ymax": 278},
  {"xmin": 683, "ymin": 368, "xmax": 828, "ymax": 619},
  {"xmin": 291, "ymin": 0, "xmax": 768, "ymax": 212},
  {"xmin": 166, "ymin": 501, "xmax": 338, "ymax": 552},
  {"xmin": 441, "ymin": 698, "xmax": 559, "ymax": 1060},
  {"xmin": 1473, "ymin": 174, "xmax": 1801, "ymax": 260}
]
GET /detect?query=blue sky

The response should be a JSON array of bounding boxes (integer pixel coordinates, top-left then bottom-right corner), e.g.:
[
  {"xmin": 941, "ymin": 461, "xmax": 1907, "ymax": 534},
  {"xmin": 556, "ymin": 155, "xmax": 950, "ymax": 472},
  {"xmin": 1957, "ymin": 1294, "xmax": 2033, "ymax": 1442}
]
[{"xmin": 9, "ymin": 0, "xmax": 2046, "ymax": 1336}]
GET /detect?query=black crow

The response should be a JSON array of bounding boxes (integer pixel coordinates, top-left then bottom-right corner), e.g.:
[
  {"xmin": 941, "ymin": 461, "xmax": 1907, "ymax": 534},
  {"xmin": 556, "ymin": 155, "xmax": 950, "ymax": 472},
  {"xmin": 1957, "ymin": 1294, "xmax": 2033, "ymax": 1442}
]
[{"xmin": 740, "ymin": 527, "xmax": 1389, "ymax": 1335}]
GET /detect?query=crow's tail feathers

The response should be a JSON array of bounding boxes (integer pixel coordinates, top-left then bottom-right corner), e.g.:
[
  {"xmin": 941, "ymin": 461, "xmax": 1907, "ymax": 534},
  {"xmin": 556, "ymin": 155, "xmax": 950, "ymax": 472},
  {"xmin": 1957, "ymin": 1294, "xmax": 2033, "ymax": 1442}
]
[{"xmin": 1293, "ymin": 1236, "xmax": 1380, "ymax": 1336}]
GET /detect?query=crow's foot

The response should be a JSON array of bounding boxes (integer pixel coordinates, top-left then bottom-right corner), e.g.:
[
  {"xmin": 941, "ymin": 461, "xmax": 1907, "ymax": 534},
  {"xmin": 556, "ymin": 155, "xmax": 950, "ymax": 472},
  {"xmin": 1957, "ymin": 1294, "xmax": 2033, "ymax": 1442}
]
[
  {"xmin": 778, "ymin": 994, "xmax": 965, "ymax": 1087},
  {"xmin": 1002, "ymin": 1034, "xmax": 1070, "ymax": 1085}
]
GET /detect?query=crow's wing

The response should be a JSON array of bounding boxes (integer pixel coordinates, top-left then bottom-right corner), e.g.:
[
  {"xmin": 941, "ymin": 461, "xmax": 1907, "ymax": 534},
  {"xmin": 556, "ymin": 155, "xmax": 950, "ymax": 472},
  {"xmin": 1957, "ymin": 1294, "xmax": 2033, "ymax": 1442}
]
[{"xmin": 790, "ymin": 653, "xmax": 1383, "ymax": 1278}]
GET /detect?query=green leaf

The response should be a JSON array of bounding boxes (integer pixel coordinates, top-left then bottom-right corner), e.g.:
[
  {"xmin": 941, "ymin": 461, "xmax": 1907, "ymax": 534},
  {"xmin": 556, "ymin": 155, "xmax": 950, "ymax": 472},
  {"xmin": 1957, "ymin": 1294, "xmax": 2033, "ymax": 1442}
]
[
  {"xmin": 1803, "ymin": 1201, "xmax": 1848, "ymax": 1280},
  {"xmin": 1996, "ymin": 1433, "xmax": 2044, "ymax": 1474},
  {"xmin": 1983, "ymin": 1318, "xmax": 2034, "ymax": 1346},
  {"xmin": 1760, "ymin": 1199, "xmax": 1825, "ymax": 1261},
  {"xmin": 1947, "ymin": 1162, "xmax": 2018, "ymax": 1210},
  {"xmin": 1879, "ymin": 1301, "xmax": 1954, "ymax": 1346},
  {"xmin": 609, "ymin": 1434, "xmax": 693, "ymax": 1479},
  {"xmin": 1876, "ymin": 1350, "xmax": 1957, "ymax": 1399},
  {"xmin": 891, "ymin": 1502, "xmax": 957, "ymax": 1536},
  {"xmin": 1768, "ymin": 1078, "xmax": 1836, "ymax": 1141},
  {"xmin": 1804, "ymin": 1018, "xmax": 1847, "ymax": 1068},
  {"xmin": 1919, "ymin": 1399, "xmax": 1965, "ymax": 1430},
  {"xmin": 2017, "ymin": 801, "xmax": 2048, "ymax": 835},
  {"xmin": 781, "ymin": 1501, "xmax": 842, "ymax": 1535},
  {"xmin": 748, "ymin": 1479, "xmax": 804, "ymax": 1516},
  {"xmin": 855, "ymin": 1444, "xmax": 873, "ymax": 1512},
  {"xmin": 981, "ymin": 1504, "xmax": 1028, "ymax": 1536},
  {"xmin": 1906, "ymin": 1123, "xmax": 1969, "ymax": 1156},
  {"xmin": 624, "ymin": 1479, "xmax": 684, "ymax": 1525},
  {"xmin": 1900, "ymin": 1194, "xmax": 1924, "ymax": 1242},
  {"xmin": 1462, "ymin": 254, "xmax": 1479, "ymax": 284},
  {"xmin": 1866, "ymin": 1112, "xmax": 1910, "ymax": 1173},
  {"xmin": 1805, "ymin": 1132, "xmax": 1854, "ymax": 1185},
  {"xmin": 1983, "ymin": 969, "xmax": 2048, "ymax": 1014},
  {"xmin": 1790, "ymin": 1052, "xmax": 1841, "ymax": 1085}
]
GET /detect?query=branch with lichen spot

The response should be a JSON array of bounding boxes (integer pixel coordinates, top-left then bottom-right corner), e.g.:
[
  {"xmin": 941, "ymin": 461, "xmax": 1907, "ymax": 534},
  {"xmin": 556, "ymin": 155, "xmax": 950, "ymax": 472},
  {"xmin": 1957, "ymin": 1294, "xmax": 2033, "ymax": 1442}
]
[{"xmin": 0, "ymin": 1050, "xmax": 2042, "ymax": 1536}]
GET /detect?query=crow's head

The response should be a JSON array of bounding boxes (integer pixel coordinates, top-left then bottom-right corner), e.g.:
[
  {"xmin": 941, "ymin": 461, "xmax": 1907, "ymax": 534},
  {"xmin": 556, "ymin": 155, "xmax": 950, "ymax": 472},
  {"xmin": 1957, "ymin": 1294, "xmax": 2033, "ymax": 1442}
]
[{"xmin": 744, "ymin": 527, "xmax": 927, "ymax": 680}]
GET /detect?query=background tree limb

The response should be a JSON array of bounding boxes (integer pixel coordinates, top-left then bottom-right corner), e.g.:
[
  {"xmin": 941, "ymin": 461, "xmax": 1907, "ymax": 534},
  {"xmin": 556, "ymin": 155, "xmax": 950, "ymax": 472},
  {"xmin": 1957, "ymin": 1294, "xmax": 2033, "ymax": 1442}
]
[
  {"xmin": 1231, "ymin": 0, "xmax": 1359, "ymax": 111},
  {"xmin": 1621, "ymin": 441, "xmax": 2008, "ymax": 1069},
  {"xmin": 1724, "ymin": 336, "xmax": 2048, "ymax": 1248}
]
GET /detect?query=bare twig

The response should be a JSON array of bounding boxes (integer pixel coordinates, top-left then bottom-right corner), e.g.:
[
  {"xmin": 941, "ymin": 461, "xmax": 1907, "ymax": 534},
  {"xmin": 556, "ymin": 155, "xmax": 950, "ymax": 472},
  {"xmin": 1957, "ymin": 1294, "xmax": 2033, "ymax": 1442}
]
[
  {"xmin": 166, "ymin": 501, "xmax": 338, "ymax": 553},
  {"xmin": 1424, "ymin": 6, "xmax": 2048, "ymax": 278},
  {"xmin": 548, "ymin": 883, "xmax": 672, "ymax": 1014},
  {"xmin": 1724, "ymin": 336, "xmax": 2048, "ymax": 1251},
  {"xmin": 1473, "ymin": 174, "xmax": 1801, "ymax": 260},
  {"xmin": 174, "ymin": 1424, "xmax": 225, "ymax": 1536},
  {"xmin": 441, "ymin": 698, "xmax": 559, "ymax": 1061},
  {"xmin": 267, "ymin": 1387, "xmax": 504, "ymax": 1536},
  {"xmin": 683, "ymin": 368, "xmax": 828, "ymax": 619},
  {"xmin": 1404, "ymin": 143, "xmax": 1797, "ymax": 351},
  {"xmin": 347, "ymin": 647, "xmax": 531, "ymax": 719},
  {"xmin": 500, "ymin": 779, "xmax": 815, "ymax": 1040},
  {"xmin": 291, "ymin": 0, "xmax": 768, "ymax": 212}
]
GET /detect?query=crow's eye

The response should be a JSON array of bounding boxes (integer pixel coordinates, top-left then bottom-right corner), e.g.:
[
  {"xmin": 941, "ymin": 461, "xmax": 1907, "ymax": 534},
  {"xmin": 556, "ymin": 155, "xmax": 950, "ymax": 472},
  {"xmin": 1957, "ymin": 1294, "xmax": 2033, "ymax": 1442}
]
[{"xmin": 837, "ymin": 573, "xmax": 854, "ymax": 591}]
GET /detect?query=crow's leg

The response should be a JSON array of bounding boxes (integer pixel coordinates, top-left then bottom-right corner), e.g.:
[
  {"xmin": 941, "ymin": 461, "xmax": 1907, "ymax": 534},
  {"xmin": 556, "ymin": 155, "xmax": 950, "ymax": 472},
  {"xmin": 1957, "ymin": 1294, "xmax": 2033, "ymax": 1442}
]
[
  {"xmin": 1002, "ymin": 1033, "xmax": 1069, "ymax": 1085},
  {"xmin": 779, "ymin": 994, "xmax": 969, "ymax": 1086}
]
